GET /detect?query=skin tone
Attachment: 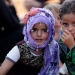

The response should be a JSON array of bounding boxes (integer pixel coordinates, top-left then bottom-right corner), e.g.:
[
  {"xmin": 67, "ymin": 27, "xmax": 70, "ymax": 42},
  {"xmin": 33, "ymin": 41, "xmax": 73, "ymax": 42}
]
[
  {"xmin": 0, "ymin": 22, "xmax": 49, "ymax": 75},
  {"xmin": 61, "ymin": 13, "xmax": 75, "ymax": 49},
  {"xmin": 51, "ymin": 9, "xmax": 61, "ymax": 40},
  {"xmin": 30, "ymin": 22, "xmax": 49, "ymax": 54},
  {"xmin": 52, "ymin": 10, "xmax": 61, "ymax": 32},
  {"xmin": 30, "ymin": 22, "xmax": 48, "ymax": 46},
  {"xmin": 0, "ymin": 59, "xmax": 14, "ymax": 75}
]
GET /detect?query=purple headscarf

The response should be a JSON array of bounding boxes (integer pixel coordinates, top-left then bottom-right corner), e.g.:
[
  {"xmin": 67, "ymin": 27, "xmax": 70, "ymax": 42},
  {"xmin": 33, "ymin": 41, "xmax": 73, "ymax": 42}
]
[{"xmin": 23, "ymin": 7, "xmax": 59, "ymax": 75}]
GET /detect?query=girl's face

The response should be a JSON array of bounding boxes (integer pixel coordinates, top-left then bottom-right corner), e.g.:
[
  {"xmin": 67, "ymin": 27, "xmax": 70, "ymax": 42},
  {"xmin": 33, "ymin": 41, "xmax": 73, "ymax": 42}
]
[
  {"xmin": 30, "ymin": 22, "xmax": 49, "ymax": 46},
  {"xmin": 51, "ymin": 10, "xmax": 61, "ymax": 32},
  {"xmin": 61, "ymin": 13, "xmax": 75, "ymax": 38}
]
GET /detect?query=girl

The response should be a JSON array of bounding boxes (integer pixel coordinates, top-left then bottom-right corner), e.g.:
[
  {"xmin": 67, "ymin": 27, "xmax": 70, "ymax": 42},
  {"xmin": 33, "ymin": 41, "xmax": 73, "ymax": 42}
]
[
  {"xmin": 0, "ymin": 7, "xmax": 59, "ymax": 75},
  {"xmin": 59, "ymin": 0, "xmax": 75, "ymax": 75}
]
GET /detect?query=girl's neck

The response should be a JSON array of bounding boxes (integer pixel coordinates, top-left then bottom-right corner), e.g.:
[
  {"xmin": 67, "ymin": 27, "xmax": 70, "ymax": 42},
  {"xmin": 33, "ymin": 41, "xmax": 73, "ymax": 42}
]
[{"xmin": 32, "ymin": 49, "xmax": 43, "ymax": 55}]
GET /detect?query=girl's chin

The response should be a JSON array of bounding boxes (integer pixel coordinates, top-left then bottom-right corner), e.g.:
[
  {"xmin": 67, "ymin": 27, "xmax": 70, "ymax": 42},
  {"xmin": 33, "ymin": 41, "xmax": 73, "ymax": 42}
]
[{"xmin": 37, "ymin": 43, "xmax": 42, "ymax": 46}]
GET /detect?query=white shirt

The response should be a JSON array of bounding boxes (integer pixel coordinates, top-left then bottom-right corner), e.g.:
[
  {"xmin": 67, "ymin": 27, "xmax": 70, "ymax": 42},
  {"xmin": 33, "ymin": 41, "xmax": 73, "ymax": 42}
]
[{"xmin": 6, "ymin": 45, "xmax": 20, "ymax": 63}]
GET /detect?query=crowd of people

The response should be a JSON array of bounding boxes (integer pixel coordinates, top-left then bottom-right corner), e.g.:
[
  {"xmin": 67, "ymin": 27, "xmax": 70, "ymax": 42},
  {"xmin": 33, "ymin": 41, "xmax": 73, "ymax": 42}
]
[{"xmin": 0, "ymin": 0, "xmax": 75, "ymax": 75}]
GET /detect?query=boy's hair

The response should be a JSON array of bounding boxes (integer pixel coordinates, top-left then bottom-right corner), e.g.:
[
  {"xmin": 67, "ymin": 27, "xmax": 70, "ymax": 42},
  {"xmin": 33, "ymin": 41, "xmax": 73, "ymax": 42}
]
[
  {"xmin": 44, "ymin": 3, "xmax": 61, "ymax": 13},
  {"xmin": 59, "ymin": 0, "xmax": 75, "ymax": 19}
]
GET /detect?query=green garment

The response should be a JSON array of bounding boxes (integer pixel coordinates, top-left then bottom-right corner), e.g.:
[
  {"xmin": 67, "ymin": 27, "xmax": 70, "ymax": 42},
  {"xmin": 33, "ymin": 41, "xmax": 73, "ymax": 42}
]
[{"xmin": 59, "ymin": 39, "xmax": 75, "ymax": 75}]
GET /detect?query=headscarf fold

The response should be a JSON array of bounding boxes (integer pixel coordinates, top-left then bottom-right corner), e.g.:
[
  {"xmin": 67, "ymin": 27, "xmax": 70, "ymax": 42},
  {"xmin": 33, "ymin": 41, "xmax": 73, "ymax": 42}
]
[{"xmin": 23, "ymin": 7, "xmax": 59, "ymax": 75}]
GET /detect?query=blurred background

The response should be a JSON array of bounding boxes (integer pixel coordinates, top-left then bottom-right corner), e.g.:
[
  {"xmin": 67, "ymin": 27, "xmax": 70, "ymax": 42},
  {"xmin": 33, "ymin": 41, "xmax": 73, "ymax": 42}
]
[
  {"xmin": 12, "ymin": 0, "xmax": 62, "ymax": 21},
  {"xmin": 12, "ymin": 0, "xmax": 28, "ymax": 21}
]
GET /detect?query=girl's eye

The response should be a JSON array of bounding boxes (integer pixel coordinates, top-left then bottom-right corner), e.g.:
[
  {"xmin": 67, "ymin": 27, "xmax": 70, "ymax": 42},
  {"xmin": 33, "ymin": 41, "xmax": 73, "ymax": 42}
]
[
  {"xmin": 30, "ymin": 28, "xmax": 49, "ymax": 32},
  {"xmin": 42, "ymin": 29, "xmax": 49, "ymax": 32},
  {"xmin": 31, "ymin": 28, "xmax": 37, "ymax": 32},
  {"xmin": 62, "ymin": 23, "xmax": 68, "ymax": 27}
]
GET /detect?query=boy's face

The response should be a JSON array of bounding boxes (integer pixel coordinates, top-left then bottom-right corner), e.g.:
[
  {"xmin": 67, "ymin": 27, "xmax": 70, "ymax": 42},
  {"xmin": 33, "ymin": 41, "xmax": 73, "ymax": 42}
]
[
  {"xmin": 51, "ymin": 10, "xmax": 61, "ymax": 32},
  {"xmin": 61, "ymin": 13, "xmax": 75, "ymax": 38},
  {"xmin": 30, "ymin": 22, "xmax": 49, "ymax": 46}
]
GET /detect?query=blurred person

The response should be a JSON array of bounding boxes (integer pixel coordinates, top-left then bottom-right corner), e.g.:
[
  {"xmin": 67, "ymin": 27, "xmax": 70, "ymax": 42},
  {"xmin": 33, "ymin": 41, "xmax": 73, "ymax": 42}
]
[
  {"xmin": 0, "ymin": 0, "xmax": 24, "ymax": 62},
  {"xmin": 24, "ymin": 0, "xmax": 47, "ymax": 11},
  {"xmin": 46, "ymin": 0, "xmax": 65, "ymax": 4},
  {"xmin": 4, "ymin": 0, "xmax": 19, "ymax": 22},
  {"xmin": 44, "ymin": 3, "xmax": 68, "ymax": 75},
  {"xmin": 24, "ymin": 0, "xmax": 65, "ymax": 12},
  {"xmin": 44, "ymin": 3, "xmax": 62, "ymax": 42}
]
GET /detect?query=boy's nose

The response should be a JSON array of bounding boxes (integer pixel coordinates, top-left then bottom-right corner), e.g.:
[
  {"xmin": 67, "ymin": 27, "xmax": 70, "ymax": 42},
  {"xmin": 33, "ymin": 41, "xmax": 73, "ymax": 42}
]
[{"xmin": 68, "ymin": 25, "xmax": 73, "ymax": 31}]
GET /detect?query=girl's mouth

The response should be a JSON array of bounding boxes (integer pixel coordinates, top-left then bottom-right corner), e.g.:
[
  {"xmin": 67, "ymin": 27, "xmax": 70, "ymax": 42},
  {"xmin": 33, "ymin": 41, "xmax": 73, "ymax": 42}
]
[{"xmin": 35, "ymin": 39, "xmax": 42, "ymax": 42}]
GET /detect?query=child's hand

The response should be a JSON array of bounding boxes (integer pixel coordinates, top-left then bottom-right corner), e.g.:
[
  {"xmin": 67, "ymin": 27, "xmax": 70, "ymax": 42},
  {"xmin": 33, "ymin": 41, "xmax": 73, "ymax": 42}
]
[{"xmin": 61, "ymin": 30, "xmax": 75, "ymax": 50}]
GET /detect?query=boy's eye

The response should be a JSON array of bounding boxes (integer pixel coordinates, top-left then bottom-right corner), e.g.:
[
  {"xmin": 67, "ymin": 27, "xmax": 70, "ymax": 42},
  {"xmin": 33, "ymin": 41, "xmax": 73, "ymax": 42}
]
[
  {"xmin": 73, "ymin": 22, "xmax": 75, "ymax": 26},
  {"xmin": 62, "ymin": 23, "xmax": 68, "ymax": 27}
]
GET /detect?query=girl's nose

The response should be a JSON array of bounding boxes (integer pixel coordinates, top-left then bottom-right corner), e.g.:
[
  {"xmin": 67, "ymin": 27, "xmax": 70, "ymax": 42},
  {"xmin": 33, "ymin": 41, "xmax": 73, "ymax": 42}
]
[{"xmin": 37, "ymin": 30, "xmax": 42, "ymax": 37}]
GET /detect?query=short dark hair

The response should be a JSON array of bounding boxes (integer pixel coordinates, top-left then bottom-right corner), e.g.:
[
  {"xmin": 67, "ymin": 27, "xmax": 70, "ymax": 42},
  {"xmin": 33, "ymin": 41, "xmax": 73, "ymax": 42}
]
[{"xmin": 59, "ymin": 0, "xmax": 75, "ymax": 19}]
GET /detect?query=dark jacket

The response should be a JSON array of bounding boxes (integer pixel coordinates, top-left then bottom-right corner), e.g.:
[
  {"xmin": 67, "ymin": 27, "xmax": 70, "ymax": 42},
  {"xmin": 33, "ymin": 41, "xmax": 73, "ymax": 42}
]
[
  {"xmin": 59, "ymin": 39, "xmax": 75, "ymax": 75},
  {"xmin": 0, "ymin": 0, "xmax": 21, "ymax": 38},
  {"xmin": 59, "ymin": 39, "xmax": 68, "ymax": 63},
  {"xmin": 0, "ymin": 0, "xmax": 24, "ymax": 62}
]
